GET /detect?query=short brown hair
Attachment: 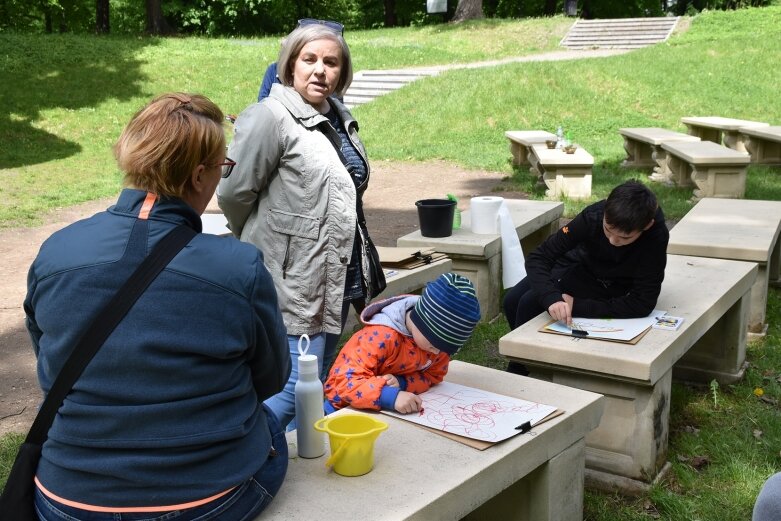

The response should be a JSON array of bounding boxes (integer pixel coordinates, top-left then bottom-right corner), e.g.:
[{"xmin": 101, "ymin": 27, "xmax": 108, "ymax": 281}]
[
  {"xmin": 114, "ymin": 93, "xmax": 225, "ymax": 198},
  {"xmin": 277, "ymin": 25, "xmax": 353, "ymax": 97}
]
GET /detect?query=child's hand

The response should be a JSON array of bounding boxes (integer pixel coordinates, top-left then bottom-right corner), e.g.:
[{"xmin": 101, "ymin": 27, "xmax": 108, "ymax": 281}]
[
  {"xmin": 382, "ymin": 374, "xmax": 399, "ymax": 388},
  {"xmin": 394, "ymin": 391, "xmax": 422, "ymax": 414}
]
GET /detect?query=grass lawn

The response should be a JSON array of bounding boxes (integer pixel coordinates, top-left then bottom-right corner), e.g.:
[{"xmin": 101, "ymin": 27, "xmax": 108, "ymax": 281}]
[{"xmin": 2, "ymin": 7, "xmax": 781, "ymax": 520}]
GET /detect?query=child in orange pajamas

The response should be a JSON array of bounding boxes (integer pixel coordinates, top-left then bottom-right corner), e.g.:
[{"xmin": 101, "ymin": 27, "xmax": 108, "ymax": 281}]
[{"xmin": 324, "ymin": 273, "xmax": 481, "ymax": 414}]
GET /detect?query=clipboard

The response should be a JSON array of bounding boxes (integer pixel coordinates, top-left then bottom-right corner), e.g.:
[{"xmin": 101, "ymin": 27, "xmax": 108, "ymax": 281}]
[
  {"xmin": 376, "ymin": 246, "xmax": 448, "ymax": 270},
  {"xmin": 539, "ymin": 319, "xmax": 651, "ymax": 345},
  {"xmin": 404, "ymin": 407, "xmax": 565, "ymax": 450}
]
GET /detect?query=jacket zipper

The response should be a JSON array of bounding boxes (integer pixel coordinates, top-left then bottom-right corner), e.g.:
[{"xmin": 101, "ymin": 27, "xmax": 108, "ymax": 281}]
[{"xmin": 282, "ymin": 235, "xmax": 291, "ymax": 279}]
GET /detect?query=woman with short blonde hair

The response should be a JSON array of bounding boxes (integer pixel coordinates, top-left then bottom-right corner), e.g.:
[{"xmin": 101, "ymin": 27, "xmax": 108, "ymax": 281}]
[{"xmin": 27, "ymin": 92, "xmax": 290, "ymax": 520}]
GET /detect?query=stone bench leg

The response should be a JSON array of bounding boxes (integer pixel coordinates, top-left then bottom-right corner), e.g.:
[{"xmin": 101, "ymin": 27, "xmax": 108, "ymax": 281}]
[
  {"xmin": 621, "ymin": 137, "xmax": 655, "ymax": 169},
  {"xmin": 686, "ymin": 125, "xmax": 722, "ymax": 145},
  {"xmin": 747, "ymin": 263, "xmax": 771, "ymax": 336},
  {"xmin": 462, "ymin": 438, "xmax": 587, "ymax": 521},
  {"xmin": 665, "ymin": 154, "xmax": 693, "ymax": 188},
  {"xmin": 722, "ymin": 130, "xmax": 751, "ymax": 153},
  {"xmin": 509, "ymin": 141, "xmax": 532, "ymax": 167},
  {"xmin": 543, "ymin": 167, "xmax": 592, "ymax": 200},
  {"xmin": 522, "ymin": 366, "xmax": 671, "ymax": 495},
  {"xmin": 674, "ymin": 290, "xmax": 750, "ymax": 384},
  {"xmin": 770, "ymin": 237, "xmax": 781, "ymax": 288},
  {"xmin": 746, "ymin": 137, "xmax": 781, "ymax": 165},
  {"xmin": 690, "ymin": 165, "xmax": 748, "ymax": 200},
  {"xmin": 649, "ymin": 147, "xmax": 675, "ymax": 185},
  {"xmin": 448, "ymin": 254, "xmax": 501, "ymax": 322}
]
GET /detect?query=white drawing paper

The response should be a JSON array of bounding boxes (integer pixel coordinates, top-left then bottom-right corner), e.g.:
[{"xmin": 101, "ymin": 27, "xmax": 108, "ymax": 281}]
[
  {"xmin": 544, "ymin": 309, "xmax": 665, "ymax": 342},
  {"xmin": 382, "ymin": 381, "xmax": 557, "ymax": 442}
]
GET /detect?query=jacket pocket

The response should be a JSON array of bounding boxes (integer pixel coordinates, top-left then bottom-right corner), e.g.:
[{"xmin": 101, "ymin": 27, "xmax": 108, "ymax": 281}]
[
  {"xmin": 267, "ymin": 208, "xmax": 320, "ymax": 239},
  {"xmin": 267, "ymin": 209, "xmax": 321, "ymax": 279}
]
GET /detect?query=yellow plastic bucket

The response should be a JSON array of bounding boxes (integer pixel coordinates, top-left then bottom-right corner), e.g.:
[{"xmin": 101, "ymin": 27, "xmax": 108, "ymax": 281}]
[{"xmin": 313, "ymin": 414, "xmax": 388, "ymax": 477}]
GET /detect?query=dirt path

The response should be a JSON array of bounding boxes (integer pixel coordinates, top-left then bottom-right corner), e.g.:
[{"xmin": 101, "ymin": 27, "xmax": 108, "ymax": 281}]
[{"xmin": 0, "ymin": 160, "xmax": 522, "ymax": 435}]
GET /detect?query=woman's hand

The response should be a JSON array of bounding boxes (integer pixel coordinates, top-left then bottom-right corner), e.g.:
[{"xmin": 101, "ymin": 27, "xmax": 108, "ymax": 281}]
[
  {"xmin": 382, "ymin": 374, "xmax": 399, "ymax": 388},
  {"xmin": 394, "ymin": 391, "xmax": 422, "ymax": 414}
]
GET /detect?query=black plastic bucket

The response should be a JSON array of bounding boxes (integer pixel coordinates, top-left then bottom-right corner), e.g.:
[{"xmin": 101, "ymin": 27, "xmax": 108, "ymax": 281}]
[{"xmin": 415, "ymin": 199, "xmax": 456, "ymax": 238}]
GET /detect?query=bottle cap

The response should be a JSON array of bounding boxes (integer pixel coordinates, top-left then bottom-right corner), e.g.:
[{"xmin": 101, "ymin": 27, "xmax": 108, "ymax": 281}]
[{"xmin": 298, "ymin": 353, "xmax": 319, "ymax": 376}]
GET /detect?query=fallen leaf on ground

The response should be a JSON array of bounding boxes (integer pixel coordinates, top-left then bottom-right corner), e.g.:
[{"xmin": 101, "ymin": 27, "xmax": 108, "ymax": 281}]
[
  {"xmin": 642, "ymin": 500, "xmax": 661, "ymax": 518},
  {"xmin": 677, "ymin": 454, "xmax": 689, "ymax": 463},
  {"xmin": 753, "ymin": 429, "xmax": 763, "ymax": 439},
  {"xmin": 689, "ymin": 456, "xmax": 710, "ymax": 470},
  {"xmin": 759, "ymin": 396, "xmax": 778, "ymax": 406}
]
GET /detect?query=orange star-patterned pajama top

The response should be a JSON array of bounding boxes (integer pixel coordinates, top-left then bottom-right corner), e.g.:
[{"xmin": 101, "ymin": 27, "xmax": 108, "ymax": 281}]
[{"xmin": 325, "ymin": 325, "xmax": 449, "ymax": 412}]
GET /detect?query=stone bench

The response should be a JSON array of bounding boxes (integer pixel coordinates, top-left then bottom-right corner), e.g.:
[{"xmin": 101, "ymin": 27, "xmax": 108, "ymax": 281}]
[
  {"xmin": 618, "ymin": 127, "xmax": 700, "ymax": 183},
  {"xmin": 741, "ymin": 126, "xmax": 781, "ymax": 165},
  {"xmin": 504, "ymin": 130, "xmax": 557, "ymax": 167},
  {"xmin": 680, "ymin": 116, "xmax": 769, "ymax": 154},
  {"xmin": 257, "ymin": 360, "xmax": 604, "ymax": 521},
  {"xmin": 498, "ymin": 255, "xmax": 757, "ymax": 495},
  {"xmin": 397, "ymin": 200, "xmax": 564, "ymax": 321},
  {"xmin": 528, "ymin": 143, "xmax": 594, "ymax": 200},
  {"xmin": 660, "ymin": 140, "xmax": 751, "ymax": 200},
  {"xmin": 668, "ymin": 198, "xmax": 781, "ymax": 337}
]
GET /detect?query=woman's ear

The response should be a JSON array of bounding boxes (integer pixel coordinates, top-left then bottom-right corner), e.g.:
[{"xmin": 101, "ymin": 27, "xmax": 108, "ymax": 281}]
[
  {"xmin": 189, "ymin": 164, "xmax": 207, "ymax": 194},
  {"xmin": 643, "ymin": 219, "xmax": 655, "ymax": 231}
]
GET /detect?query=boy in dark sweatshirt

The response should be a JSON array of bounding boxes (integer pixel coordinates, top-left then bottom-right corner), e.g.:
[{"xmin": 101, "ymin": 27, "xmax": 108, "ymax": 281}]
[{"xmin": 503, "ymin": 180, "xmax": 668, "ymax": 373}]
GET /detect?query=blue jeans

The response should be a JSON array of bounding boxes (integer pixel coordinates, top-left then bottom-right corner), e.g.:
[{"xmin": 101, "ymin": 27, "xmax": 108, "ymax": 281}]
[
  {"xmin": 264, "ymin": 299, "xmax": 361, "ymax": 430},
  {"xmin": 34, "ymin": 405, "xmax": 288, "ymax": 521}
]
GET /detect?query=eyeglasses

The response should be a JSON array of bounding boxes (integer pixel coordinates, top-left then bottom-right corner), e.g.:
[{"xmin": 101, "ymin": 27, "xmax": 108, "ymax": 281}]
[
  {"xmin": 218, "ymin": 157, "xmax": 236, "ymax": 178},
  {"xmin": 298, "ymin": 18, "xmax": 344, "ymax": 35}
]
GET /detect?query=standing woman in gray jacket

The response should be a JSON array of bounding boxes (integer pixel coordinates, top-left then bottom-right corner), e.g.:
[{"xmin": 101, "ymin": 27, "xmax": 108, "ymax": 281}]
[{"xmin": 218, "ymin": 22, "xmax": 381, "ymax": 429}]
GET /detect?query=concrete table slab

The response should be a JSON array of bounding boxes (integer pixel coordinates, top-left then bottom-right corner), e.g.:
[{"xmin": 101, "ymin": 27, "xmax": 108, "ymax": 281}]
[
  {"xmin": 529, "ymin": 144, "xmax": 594, "ymax": 200},
  {"xmin": 667, "ymin": 198, "xmax": 781, "ymax": 336},
  {"xmin": 397, "ymin": 200, "xmax": 563, "ymax": 320},
  {"xmin": 660, "ymin": 140, "xmax": 750, "ymax": 200},
  {"xmin": 617, "ymin": 127, "xmax": 700, "ymax": 183},
  {"xmin": 505, "ymin": 130, "xmax": 557, "ymax": 167},
  {"xmin": 681, "ymin": 116, "xmax": 769, "ymax": 153},
  {"xmin": 257, "ymin": 361, "xmax": 604, "ymax": 521},
  {"xmin": 498, "ymin": 255, "xmax": 756, "ymax": 494},
  {"xmin": 741, "ymin": 126, "xmax": 781, "ymax": 165}
]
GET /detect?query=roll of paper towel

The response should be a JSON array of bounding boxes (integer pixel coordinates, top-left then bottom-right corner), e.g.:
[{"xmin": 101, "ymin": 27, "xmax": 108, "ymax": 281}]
[{"xmin": 470, "ymin": 196, "xmax": 504, "ymax": 234}]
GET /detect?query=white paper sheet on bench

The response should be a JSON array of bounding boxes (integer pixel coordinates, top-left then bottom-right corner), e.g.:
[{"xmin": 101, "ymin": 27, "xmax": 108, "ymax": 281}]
[
  {"xmin": 545, "ymin": 309, "xmax": 665, "ymax": 342},
  {"xmin": 382, "ymin": 381, "xmax": 557, "ymax": 442}
]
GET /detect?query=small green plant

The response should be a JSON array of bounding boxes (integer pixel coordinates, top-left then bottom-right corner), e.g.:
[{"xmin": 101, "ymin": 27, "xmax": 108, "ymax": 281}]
[{"xmin": 710, "ymin": 379, "xmax": 720, "ymax": 408}]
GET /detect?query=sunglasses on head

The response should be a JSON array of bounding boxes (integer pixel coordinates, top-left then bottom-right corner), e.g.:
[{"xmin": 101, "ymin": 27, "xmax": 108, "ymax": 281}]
[{"xmin": 298, "ymin": 18, "xmax": 344, "ymax": 35}]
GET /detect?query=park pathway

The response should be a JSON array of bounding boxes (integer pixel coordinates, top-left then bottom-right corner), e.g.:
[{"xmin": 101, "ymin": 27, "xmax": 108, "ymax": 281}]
[{"xmin": 344, "ymin": 16, "xmax": 683, "ymax": 108}]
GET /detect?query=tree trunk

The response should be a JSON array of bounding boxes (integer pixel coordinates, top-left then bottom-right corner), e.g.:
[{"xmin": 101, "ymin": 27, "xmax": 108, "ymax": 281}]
[
  {"xmin": 145, "ymin": 0, "xmax": 173, "ymax": 35},
  {"xmin": 96, "ymin": 0, "xmax": 110, "ymax": 34},
  {"xmin": 44, "ymin": 7, "xmax": 52, "ymax": 33},
  {"xmin": 452, "ymin": 0, "xmax": 483, "ymax": 22},
  {"xmin": 384, "ymin": 0, "xmax": 397, "ymax": 27}
]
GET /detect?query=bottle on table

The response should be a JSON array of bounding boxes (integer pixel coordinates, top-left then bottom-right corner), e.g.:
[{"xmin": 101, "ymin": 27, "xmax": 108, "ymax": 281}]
[{"xmin": 294, "ymin": 335, "xmax": 325, "ymax": 458}]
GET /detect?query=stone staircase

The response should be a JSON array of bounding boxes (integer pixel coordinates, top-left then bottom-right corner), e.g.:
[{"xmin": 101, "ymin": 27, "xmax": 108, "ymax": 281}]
[
  {"xmin": 343, "ymin": 69, "xmax": 440, "ymax": 108},
  {"xmin": 560, "ymin": 17, "xmax": 680, "ymax": 50}
]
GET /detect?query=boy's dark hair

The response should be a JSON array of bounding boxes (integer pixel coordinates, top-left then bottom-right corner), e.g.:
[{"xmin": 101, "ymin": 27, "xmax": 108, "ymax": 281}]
[{"xmin": 604, "ymin": 180, "xmax": 657, "ymax": 233}]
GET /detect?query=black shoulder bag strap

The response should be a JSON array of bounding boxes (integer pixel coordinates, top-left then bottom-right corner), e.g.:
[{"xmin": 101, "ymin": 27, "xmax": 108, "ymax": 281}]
[{"xmin": 0, "ymin": 223, "xmax": 196, "ymax": 521}]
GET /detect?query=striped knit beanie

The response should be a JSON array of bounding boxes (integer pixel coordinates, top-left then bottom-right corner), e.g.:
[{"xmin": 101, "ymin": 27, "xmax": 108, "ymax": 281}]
[{"xmin": 410, "ymin": 273, "xmax": 481, "ymax": 356}]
